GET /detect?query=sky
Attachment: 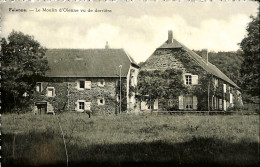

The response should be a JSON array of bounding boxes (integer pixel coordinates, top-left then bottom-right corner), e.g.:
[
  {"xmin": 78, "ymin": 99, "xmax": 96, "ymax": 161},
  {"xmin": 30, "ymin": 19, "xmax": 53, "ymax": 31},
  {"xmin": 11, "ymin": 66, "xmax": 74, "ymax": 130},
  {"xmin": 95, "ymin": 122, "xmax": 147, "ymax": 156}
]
[{"xmin": 1, "ymin": 1, "xmax": 259, "ymax": 63}]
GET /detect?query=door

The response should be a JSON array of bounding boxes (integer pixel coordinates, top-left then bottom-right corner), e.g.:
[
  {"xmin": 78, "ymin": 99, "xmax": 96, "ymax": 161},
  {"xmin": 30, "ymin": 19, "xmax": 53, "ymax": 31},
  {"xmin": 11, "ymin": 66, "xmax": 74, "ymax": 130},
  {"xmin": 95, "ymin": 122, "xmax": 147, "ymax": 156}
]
[{"xmin": 36, "ymin": 103, "xmax": 47, "ymax": 114}]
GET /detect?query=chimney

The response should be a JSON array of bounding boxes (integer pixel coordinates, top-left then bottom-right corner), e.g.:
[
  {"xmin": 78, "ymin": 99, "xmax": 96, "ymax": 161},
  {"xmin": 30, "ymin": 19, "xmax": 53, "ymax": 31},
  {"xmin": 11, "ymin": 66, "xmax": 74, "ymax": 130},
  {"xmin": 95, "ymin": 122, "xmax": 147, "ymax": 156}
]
[
  {"xmin": 105, "ymin": 41, "xmax": 109, "ymax": 49},
  {"xmin": 201, "ymin": 49, "xmax": 208, "ymax": 65},
  {"xmin": 168, "ymin": 30, "xmax": 173, "ymax": 44}
]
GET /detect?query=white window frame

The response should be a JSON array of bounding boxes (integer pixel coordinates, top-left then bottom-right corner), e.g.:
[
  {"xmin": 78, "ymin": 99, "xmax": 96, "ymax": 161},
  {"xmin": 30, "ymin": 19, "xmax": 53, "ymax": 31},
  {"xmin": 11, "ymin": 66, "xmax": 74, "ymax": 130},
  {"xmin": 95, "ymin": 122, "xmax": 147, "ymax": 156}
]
[
  {"xmin": 161, "ymin": 63, "xmax": 167, "ymax": 67},
  {"xmin": 77, "ymin": 80, "xmax": 85, "ymax": 90},
  {"xmin": 46, "ymin": 87, "xmax": 55, "ymax": 97},
  {"xmin": 79, "ymin": 101, "xmax": 85, "ymax": 110},
  {"xmin": 77, "ymin": 100, "xmax": 86, "ymax": 112},
  {"xmin": 185, "ymin": 74, "xmax": 192, "ymax": 85},
  {"xmin": 191, "ymin": 75, "xmax": 198, "ymax": 85},
  {"xmin": 85, "ymin": 81, "xmax": 91, "ymax": 90},
  {"xmin": 223, "ymin": 84, "xmax": 226, "ymax": 93},
  {"xmin": 98, "ymin": 80, "xmax": 105, "ymax": 87},
  {"xmin": 36, "ymin": 82, "xmax": 43, "ymax": 92},
  {"xmin": 97, "ymin": 98, "xmax": 105, "ymax": 105},
  {"xmin": 79, "ymin": 80, "xmax": 85, "ymax": 89}
]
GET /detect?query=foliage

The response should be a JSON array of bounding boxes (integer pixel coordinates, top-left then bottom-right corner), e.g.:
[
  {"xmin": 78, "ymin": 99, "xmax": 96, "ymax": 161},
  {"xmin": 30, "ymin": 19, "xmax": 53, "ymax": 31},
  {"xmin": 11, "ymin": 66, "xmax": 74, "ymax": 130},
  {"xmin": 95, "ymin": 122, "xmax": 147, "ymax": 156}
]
[
  {"xmin": 239, "ymin": 10, "xmax": 260, "ymax": 97},
  {"xmin": 1, "ymin": 31, "xmax": 49, "ymax": 112},
  {"xmin": 194, "ymin": 50, "xmax": 244, "ymax": 86},
  {"xmin": 137, "ymin": 69, "xmax": 187, "ymax": 110}
]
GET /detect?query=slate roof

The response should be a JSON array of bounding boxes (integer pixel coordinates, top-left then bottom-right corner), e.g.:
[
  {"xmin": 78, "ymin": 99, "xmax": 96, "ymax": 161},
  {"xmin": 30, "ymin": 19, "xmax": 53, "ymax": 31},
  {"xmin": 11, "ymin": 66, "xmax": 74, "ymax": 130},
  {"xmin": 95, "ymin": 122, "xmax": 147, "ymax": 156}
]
[
  {"xmin": 45, "ymin": 49, "xmax": 138, "ymax": 77},
  {"xmin": 158, "ymin": 40, "xmax": 240, "ymax": 89}
]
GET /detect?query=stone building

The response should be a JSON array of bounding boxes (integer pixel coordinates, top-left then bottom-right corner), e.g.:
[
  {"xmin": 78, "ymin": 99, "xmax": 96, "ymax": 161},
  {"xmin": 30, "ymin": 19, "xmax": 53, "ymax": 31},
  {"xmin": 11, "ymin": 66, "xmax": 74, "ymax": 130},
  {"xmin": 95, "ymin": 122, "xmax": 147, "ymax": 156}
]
[
  {"xmin": 33, "ymin": 45, "xmax": 139, "ymax": 114},
  {"xmin": 140, "ymin": 30, "xmax": 243, "ymax": 111}
]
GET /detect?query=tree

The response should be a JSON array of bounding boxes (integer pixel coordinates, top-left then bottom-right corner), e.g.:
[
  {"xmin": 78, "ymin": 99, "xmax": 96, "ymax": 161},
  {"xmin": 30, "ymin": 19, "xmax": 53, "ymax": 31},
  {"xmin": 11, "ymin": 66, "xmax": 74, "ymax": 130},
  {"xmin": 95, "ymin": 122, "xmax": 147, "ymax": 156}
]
[
  {"xmin": 1, "ymin": 31, "xmax": 49, "ymax": 112},
  {"xmin": 239, "ymin": 9, "xmax": 260, "ymax": 97}
]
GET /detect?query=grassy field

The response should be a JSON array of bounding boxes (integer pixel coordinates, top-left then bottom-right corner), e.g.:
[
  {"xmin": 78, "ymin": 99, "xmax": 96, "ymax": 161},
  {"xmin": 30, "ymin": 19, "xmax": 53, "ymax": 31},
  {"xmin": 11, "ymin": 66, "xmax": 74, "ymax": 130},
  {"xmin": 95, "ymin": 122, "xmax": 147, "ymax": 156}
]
[{"xmin": 1, "ymin": 112, "xmax": 259, "ymax": 167}]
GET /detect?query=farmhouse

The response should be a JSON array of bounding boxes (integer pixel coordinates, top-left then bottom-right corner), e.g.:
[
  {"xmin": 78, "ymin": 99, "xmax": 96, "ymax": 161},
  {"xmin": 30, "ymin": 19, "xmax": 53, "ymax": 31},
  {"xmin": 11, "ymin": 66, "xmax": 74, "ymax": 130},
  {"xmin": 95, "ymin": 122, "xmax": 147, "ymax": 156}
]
[
  {"xmin": 139, "ymin": 30, "xmax": 243, "ymax": 111},
  {"xmin": 33, "ymin": 43, "xmax": 139, "ymax": 114}
]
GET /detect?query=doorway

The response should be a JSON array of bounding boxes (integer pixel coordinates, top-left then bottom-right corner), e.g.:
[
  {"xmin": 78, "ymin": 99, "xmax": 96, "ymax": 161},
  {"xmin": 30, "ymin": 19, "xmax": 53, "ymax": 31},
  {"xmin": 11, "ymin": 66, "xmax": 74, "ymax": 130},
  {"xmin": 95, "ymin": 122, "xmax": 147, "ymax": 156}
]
[{"xmin": 35, "ymin": 102, "xmax": 47, "ymax": 114}]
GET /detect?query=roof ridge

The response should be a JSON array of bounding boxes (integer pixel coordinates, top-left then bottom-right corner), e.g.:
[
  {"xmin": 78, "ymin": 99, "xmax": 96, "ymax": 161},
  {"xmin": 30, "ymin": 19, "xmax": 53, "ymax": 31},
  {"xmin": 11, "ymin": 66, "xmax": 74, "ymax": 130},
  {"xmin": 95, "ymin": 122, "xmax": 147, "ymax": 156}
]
[
  {"xmin": 47, "ymin": 48, "xmax": 123, "ymax": 50},
  {"xmin": 179, "ymin": 42, "xmax": 239, "ymax": 89}
]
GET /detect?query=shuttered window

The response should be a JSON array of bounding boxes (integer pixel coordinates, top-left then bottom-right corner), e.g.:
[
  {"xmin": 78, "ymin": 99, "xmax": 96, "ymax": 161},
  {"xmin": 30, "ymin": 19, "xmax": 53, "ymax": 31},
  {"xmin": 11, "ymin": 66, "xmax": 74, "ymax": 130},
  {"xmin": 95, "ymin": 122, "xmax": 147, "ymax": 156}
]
[
  {"xmin": 85, "ymin": 81, "xmax": 91, "ymax": 89},
  {"xmin": 185, "ymin": 96, "xmax": 193, "ymax": 110},
  {"xmin": 79, "ymin": 81, "xmax": 85, "ymax": 89},
  {"xmin": 179, "ymin": 96, "xmax": 184, "ymax": 109},
  {"xmin": 179, "ymin": 95, "xmax": 197, "ymax": 110},
  {"xmin": 36, "ymin": 82, "xmax": 42, "ymax": 92},
  {"xmin": 46, "ymin": 87, "xmax": 55, "ymax": 97},
  {"xmin": 192, "ymin": 96, "xmax": 198, "ymax": 110},
  {"xmin": 85, "ymin": 102, "xmax": 91, "ymax": 110},
  {"xmin": 191, "ymin": 75, "xmax": 198, "ymax": 85},
  {"xmin": 79, "ymin": 102, "xmax": 85, "ymax": 110},
  {"xmin": 185, "ymin": 75, "xmax": 192, "ymax": 85},
  {"xmin": 223, "ymin": 84, "xmax": 226, "ymax": 93},
  {"xmin": 154, "ymin": 99, "xmax": 158, "ymax": 110}
]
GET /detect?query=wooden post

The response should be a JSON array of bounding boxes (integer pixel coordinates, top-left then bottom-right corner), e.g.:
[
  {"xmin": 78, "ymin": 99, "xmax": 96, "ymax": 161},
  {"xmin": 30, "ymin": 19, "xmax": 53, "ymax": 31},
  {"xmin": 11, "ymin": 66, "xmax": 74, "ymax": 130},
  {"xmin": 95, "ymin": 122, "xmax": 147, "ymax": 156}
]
[{"xmin": 12, "ymin": 134, "xmax": 16, "ymax": 158}]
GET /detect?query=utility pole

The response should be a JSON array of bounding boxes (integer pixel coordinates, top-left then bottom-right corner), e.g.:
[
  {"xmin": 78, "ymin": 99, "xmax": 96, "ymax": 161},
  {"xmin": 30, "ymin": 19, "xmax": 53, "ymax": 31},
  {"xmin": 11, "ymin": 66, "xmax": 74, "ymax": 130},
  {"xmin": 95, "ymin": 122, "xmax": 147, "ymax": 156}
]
[{"xmin": 119, "ymin": 65, "xmax": 122, "ymax": 114}]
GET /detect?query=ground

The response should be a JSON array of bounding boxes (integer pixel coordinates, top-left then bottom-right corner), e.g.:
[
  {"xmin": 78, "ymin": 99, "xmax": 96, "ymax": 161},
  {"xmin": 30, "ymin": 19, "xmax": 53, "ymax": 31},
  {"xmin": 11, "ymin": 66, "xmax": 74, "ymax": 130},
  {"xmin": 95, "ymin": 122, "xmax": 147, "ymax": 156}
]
[{"xmin": 1, "ymin": 110, "xmax": 259, "ymax": 167}]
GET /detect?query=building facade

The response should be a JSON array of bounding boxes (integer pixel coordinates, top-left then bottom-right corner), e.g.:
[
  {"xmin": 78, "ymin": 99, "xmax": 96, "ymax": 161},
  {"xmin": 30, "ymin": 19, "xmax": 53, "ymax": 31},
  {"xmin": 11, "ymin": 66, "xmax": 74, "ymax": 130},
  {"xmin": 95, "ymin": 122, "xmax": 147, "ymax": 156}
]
[
  {"xmin": 33, "ymin": 46, "xmax": 139, "ymax": 114},
  {"xmin": 139, "ymin": 30, "xmax": 243, "ymax": 111}
]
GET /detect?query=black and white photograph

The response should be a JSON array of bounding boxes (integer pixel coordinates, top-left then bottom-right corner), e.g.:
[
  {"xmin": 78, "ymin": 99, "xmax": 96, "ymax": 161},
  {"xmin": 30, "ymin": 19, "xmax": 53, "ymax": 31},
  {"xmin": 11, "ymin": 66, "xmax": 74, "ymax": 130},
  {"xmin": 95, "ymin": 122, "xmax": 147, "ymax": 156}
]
[{"xmin": 0, "ymin": 0, "xmax": 259, "ymax": 166}]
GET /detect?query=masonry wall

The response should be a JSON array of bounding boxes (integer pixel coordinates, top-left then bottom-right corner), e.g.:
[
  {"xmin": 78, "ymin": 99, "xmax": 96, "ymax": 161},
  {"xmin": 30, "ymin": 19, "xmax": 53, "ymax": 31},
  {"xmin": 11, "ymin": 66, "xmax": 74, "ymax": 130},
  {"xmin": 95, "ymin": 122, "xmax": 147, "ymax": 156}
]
[
  {"xmin": 67, "ymin": 78, "xmax": 118, "ymax": 114},
  {"xmin": 33, "ymin": 77, "xmax": 127, "ymax": 114},
  {"xmin": 140, "ymin": 48, "xmax": 241, "ymax": 111}
]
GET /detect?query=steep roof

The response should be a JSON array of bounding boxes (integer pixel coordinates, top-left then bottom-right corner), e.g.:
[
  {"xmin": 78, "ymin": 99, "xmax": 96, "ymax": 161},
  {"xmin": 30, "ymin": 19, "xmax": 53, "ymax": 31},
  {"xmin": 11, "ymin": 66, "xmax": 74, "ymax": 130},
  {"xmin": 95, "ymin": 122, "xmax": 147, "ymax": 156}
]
[
  {"xmin": 45, "ymin": 49, "xmax": 137, "ymax": 77},
  {"xmin": 158, "ymin": 40, "xmax": 240, "ymax": 89}
]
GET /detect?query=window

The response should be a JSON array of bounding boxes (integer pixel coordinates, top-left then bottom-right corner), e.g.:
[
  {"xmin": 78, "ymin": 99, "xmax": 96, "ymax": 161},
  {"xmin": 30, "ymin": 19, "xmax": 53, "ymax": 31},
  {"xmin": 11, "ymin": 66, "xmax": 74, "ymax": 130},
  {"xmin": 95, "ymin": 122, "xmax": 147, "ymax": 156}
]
[
  {"xmin": 223, "ymin": 84, "xmax": 226, "ymax": 93},
  {"xmin": 47, "ymin": 87, "xmax": 55, "ymax": 97},
  {"xmin": 36, "ymin": 82, "xmax": 42, "ymax": 92},
  {"xmin": 179, "ymin": 95, "xmax": 197, "ymax": 110},
  {"xmin": 98, "ymin": 80, "xmax": 105, "ymax": 87},
  {"xmin": 185, "ymin": 75, "xmax": 192, "ymax": 85},
  {"xmin": 79, "ymin": 102, "xmax": 85, "ymax": 110},
  {"xmin": 79, "ymin": 81, "xmax": 85, "ymax": 89},
  {"xmin": 184, "ymin": 96, "xmax": 193, "ymax": 110},
  {"xmin": 77, "ymin": 80, "xmax": 91, "ymax": 90},
  {"xmin": 161, "ymin": 63, "xmax": 167, "ymax": 67},
  {"xmin": 98, "ymin": 98, "xmax": 105, "ymax": 105},
  {"xmin": 85, "ymin": 81, "xmax": 91, "ymax": 89},
  {"xmin": 76, "ymin": 100, "xmax": 91, "ymax": 112},
  {"xmin": 184, "ymin": 74, "xmax": 198, "ymax": 85}
]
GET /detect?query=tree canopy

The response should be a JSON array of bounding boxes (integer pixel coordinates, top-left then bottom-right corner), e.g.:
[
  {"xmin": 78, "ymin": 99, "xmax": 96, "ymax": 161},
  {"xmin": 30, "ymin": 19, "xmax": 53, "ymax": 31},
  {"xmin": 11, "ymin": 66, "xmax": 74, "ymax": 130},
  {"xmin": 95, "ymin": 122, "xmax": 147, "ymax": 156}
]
[
  {"xmin": 239, "ymin": 10, "xmax": 260, "ymax": 97},
  {"xmin": 1, "ymin": 31, "xmax": 49, "ymax": 112}
]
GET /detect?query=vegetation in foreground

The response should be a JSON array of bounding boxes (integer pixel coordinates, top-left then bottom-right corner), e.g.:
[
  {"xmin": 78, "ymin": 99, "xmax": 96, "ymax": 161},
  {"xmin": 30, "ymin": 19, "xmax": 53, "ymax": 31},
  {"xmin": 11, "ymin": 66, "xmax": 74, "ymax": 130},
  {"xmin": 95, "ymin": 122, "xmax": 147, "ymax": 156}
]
[{"xmin": 1, "ymin": 112, "xmax": 259, "ymax": 167}]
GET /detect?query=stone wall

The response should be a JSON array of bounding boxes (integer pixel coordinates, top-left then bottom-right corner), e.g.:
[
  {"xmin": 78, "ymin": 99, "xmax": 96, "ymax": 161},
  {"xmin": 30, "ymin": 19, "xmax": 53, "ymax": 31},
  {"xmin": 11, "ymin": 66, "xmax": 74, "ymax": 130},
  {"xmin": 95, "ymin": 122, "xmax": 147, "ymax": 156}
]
[
  {"xmin": 67, "ymin": 78, "xmax": 118, "ymax": 114},
  {"xmin": 140, "ymin": 48, "xmax": 241, "ymax": 111},
  {"xmin": 33, "ymin": 77, "xmax": 127, "ymax": 114},
  {"xmin": 142, "ymin": 49, "xmax": 185, "ymax": 71},
  {"xmin": 32, "ymin": 79, "xmax": 68, "ymax": 113}
]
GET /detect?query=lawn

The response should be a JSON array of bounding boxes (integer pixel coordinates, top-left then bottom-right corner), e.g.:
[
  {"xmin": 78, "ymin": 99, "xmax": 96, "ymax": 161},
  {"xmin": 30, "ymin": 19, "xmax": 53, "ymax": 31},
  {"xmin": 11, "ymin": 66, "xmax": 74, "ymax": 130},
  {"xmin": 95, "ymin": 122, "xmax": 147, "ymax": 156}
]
[{"xmin": 1, "ymin": 112, "xmax": 259, "ymax": 167}]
